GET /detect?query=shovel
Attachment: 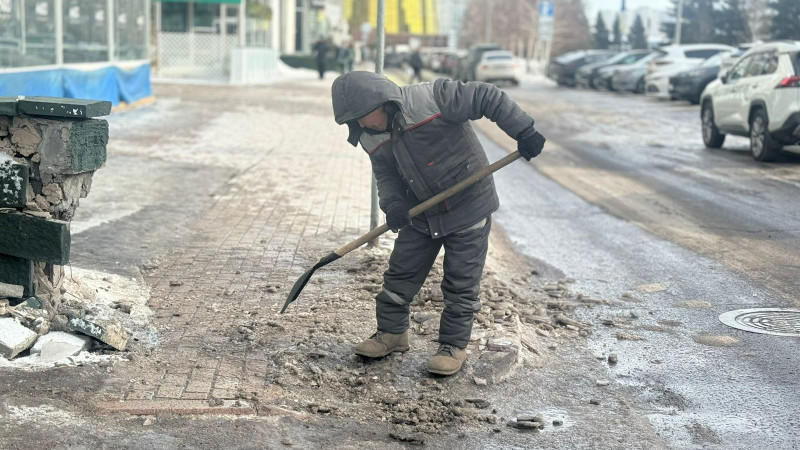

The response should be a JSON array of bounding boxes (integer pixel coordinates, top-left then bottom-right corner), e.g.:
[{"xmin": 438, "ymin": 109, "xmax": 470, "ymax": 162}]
[{"xmin": 280, "ymin": 150, "xmax": 524, "ymax": 313}]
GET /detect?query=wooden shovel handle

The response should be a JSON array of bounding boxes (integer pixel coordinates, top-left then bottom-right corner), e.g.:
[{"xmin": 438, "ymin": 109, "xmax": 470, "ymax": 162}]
[{"xmin": 333, "ymin": 151, "xmax": 522, "ymax": 256}]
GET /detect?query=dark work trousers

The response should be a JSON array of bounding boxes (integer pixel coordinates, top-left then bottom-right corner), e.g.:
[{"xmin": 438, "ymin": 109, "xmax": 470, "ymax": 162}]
[{"xmin": 376, "ymin": 216, "xmax": 491, "ymax": 348}]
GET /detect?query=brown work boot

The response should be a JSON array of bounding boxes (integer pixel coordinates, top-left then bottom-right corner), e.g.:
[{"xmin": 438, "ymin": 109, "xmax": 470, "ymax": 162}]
[
  {"xmin": 354, "ymin": 331, "xmax": 409, "ymax": 358},
  {"xmin": 427, "ymin": 343, "xmax": 467, "ymax": 376}
]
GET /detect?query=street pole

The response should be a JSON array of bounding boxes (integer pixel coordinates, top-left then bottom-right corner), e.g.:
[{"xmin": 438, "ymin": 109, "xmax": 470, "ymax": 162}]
[
  {"xmin": 484, "ymin": 0, "xmax": 493, "ymax": 42},
  {"xmin": 369, "ymin": 0, "xmax": 386, "ymax": 247},
  {"xmin": 675, "ymin": 0, "xmax": 684, "ymax": 44}
]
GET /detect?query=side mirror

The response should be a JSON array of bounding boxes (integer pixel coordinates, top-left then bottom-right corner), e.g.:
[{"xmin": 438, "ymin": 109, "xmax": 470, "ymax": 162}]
[{"xmin": 720, "ymin": 74, "xmax": 728, "ymax": 84}]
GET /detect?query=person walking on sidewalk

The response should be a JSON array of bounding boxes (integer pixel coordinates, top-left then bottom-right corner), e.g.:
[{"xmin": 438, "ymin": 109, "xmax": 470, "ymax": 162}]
[
  {"xmin": 409, "ymin": 50, "xmax": 423, "ymax": 83},
  {"xmin": 331, "ymin": 71, "xmax": 545, "ymax": 376},
  {"xmin": 313, "ymin": 37, "xmax": 329, "ymax": 79}
]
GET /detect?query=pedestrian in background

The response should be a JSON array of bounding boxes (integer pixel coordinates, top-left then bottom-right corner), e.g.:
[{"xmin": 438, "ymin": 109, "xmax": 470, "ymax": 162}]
[
  {"xmin": 313, "ymin": 37, "xmax": 328, "ymax": 80},
  {"xmin": 409, "ymin": 50, "xmax": 423, "ymax": 84},
  {"xmin": 331, "ymin": 72, "xmax": 545, "ymax": 376},
  {"xmin": 338, "ymin": 43, "xmax": 354, "ymax": 74}
]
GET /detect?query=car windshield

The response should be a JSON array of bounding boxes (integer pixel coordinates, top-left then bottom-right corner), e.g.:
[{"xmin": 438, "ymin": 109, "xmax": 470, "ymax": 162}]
[
  {"xmin": 556, "ymin": 52, "xmax": 587, "ymax": 63},
  {"xmin": 635, "ymin": 51, "xmax": 666, "ymax": 66},
  {"xmin": 603, "ymin": 52, "xmax": 632, "ymax": 65}
]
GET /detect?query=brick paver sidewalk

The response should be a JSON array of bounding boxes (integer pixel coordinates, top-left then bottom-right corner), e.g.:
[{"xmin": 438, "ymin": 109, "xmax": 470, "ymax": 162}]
[{"xmin": 94, "ymin": 78, "xmax": 381, "ymax": 414}]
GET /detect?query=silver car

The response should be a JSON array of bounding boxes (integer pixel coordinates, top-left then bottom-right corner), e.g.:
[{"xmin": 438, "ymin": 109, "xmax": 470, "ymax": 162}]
[{"xmin": 610, "ymin": 52, "xmax": 664, "ymax": 93}]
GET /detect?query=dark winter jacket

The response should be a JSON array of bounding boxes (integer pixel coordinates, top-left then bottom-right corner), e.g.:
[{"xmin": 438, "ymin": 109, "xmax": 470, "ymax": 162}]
[{"xmin": 331, "ymin": 71, "xmax": 534, "ymax": 238}]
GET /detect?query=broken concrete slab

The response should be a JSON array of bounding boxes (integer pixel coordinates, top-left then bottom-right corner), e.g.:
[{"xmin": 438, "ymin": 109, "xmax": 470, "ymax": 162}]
[
  {"xmin": 472, "ymin": 349, "xmax": 518, "ymax": 385},
  {"xmin": 16, "ymin": 97, "xmax": 112, "ymax": 119},
  {"xmin": 0, "ymin": 317, "xmax": 38, "ymax": 358},
  {"xmin": 31, "ymin": 331, "xmax": 91, "ymax": 362},
  {"xmin": 0, "ymin": 281, "xmax": 24, "ymax": 299},
  {"xmin": 66, "ymin": 315, "xmax": 128, "ymax": 351}
]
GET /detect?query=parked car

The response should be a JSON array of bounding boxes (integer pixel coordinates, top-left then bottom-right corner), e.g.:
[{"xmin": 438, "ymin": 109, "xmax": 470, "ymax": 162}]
[
  {"xmin": 575, "ymin": 50, "xmax": 651, "ymax": 89},
  {"xmin": 546, "ymin": 50, "xmax": 616, "ymax": 87},
  {"xmin": 609, "ymin": 52, "xmax": 665, "ymax": 93},
  {"xmin": 441, "ymin": 52, "xmax": 464, "ymax": 78},
  {"xmin": 645, "ymin": 44, "xmax": 736, "ymax": 99},
  {"xmin": 700, "ymin": 41, "xmax": 800, "ymax": 161},
  {"xmin": 474, "ymin": 50, "xmax": 520, "ymax": 85},
  {"xmin": 668, "ymin": 52, "xmax": 731, "ymax": 104},
  {"xmin": 457, "ymin": 43, "xmax": 502, "ymax": 81}
]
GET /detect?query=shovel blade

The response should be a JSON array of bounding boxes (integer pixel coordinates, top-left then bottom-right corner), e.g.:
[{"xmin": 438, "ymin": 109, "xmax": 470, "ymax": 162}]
[{"xmin": 280, "ymin": 252, "xmax": 341, "ymax": 314}]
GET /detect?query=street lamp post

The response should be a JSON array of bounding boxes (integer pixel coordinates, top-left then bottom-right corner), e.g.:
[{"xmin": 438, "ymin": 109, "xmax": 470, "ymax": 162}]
[{"xmin": 369, "ymin": 0, "xmax": 386, "ymax": 247}]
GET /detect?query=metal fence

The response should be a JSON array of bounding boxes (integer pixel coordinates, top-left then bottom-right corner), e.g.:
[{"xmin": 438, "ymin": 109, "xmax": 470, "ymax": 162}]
[{"xmin": 155, "ymin": 31, "xmax": 239, "ymax": 80}]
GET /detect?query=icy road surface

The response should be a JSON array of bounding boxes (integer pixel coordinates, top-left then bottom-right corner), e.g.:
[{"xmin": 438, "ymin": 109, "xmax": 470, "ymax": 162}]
[{"xmin": 478, "ymin": 76, "xmax": 800, "ymax": 450}]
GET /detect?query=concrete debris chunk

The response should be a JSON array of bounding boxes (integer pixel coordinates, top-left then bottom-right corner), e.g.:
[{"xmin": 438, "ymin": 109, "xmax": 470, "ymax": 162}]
[
  {"xmin": 66, "ymin": 315, "xmax": 128, "ymax": 351},
  {"xmin": 31, "ymin": 331, "xmax": 90, "ymax": 362},
  {"xmin": 472, "ymin": 349, "xmax": 518, "ymax": 385},
  {"xmin": 0, "ymin": 281, "xmax": 24, "ymax": 299},
  {"xmin": 0, "ymin": 316, "xmax": 38, "ymax": 358}
]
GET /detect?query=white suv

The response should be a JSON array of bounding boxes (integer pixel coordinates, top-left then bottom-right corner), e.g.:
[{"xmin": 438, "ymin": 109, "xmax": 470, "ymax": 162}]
[
  {"xmin": 700, "ymin": 42, "xmax": 800, "ymax": 161},
  {"xmin": 645, "ymin": 44, "xmax": 736, "ymax": 99}
]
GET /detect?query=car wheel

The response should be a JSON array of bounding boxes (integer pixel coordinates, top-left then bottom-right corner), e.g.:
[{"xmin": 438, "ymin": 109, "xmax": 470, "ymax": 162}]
[
  {"xmin": 635, "ymin": 77, "xmax": 645, "ymax": 94},
  {"xmin": 749, "ymin": 109, "xmax": 781, "ymax": 162},
  {"xmin": 701, "ymin": 102, "xmax": 725, "ymax": 149}
]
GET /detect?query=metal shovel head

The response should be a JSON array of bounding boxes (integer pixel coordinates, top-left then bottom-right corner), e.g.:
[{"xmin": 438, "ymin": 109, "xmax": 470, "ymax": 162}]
[{"xmin": 280, "ymin": 252, "xmax": 341, "ymax": 314}]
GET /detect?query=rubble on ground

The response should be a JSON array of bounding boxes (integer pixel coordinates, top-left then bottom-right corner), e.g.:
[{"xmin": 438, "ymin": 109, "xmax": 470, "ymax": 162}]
[
  {"xmin": 0, "ymin": 266, "xmax": 156, "ymax": 368},
  {"xmin": 226, "ymin": 245, "xmax": 595, "ymax": 441}
]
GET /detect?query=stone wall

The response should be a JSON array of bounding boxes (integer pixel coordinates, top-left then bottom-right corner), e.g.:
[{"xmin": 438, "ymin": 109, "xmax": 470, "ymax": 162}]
[{"xmin": 0, "ymin": 96, "xmax": 110, "ymax": 315}]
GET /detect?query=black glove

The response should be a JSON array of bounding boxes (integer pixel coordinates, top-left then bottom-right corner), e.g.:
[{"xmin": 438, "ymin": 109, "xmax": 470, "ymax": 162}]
[
  {"xmin": 516, "ymin": 126, "xmax": 546, "ymax": 161},
  {"xmin": 385, "ymin": 203, "xmax": 411, "ymax": 233}
]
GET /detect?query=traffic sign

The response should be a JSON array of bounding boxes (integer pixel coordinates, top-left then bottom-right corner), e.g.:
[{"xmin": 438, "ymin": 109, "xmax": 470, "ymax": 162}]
[
  {"xmin": 538, "ymin": 1, "xmax": 554, "ymax": 18},
  {"xmin": 538, "ymin": 1, "xmax": 554, "ymax": 41}
]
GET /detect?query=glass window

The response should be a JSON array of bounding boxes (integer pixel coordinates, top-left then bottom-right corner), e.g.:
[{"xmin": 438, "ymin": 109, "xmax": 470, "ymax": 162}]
[
  {"xmin": 114, "ymin": 0, "xmax": 146, "ymax": 60},
  {"xmin": 745, "ymin": 53, "xmax": 768, "ymax": 77},
  {"xmin": 162, "ymin": 2, "xmax": 188, "ymax": 32},
  {"xmin": 686, "ymin": 49, "xmax": 723, "ymax": 59},
  {"xmin": 0, "ymin": 0, "xmax": 59, "ymax": 68},
  {"xmin": 728, "ymin": 55, "xmax": 752, "ymax": 81},
  {"xmin": 0, "ymin": 0, "xmax": 23, "ymax": 68},
  {"xmin": 194, "ymin": 3, "xmax": 217, "ymax": 32},
  {"xmin": 62, "ymin": 0, "xmax": 109, "ymax": 63},
  {"xmin": 761, "ymin": 52, "xmax": 778, "ymax": 75}
]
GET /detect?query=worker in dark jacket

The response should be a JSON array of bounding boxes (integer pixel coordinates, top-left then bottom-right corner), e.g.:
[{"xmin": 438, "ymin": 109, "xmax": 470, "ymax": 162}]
[{"xmin": 331, "ymin": 71, "xmax": 545, "ymax": 376}]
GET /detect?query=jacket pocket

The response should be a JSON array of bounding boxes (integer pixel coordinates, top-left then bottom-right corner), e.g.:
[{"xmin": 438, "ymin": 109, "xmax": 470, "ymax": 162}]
[
  {"xmin": 435, "ymin": 161, "xmax": 470, "ymax": 190},
  {"xmin": 435, "ymin": 161, "xmax": 471, "ymax": 212}
]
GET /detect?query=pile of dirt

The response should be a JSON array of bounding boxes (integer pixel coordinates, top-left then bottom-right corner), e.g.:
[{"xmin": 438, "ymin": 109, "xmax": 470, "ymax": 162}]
[{"xmin": 227, "ymin": 245, "xmax": 594, "ymax": 442}]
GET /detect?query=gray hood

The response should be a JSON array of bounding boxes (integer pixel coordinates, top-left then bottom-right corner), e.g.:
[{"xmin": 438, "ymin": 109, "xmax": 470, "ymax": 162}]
[{"xmin": 331, "ymin": 71, "xmax": 403, "ymax": 146}]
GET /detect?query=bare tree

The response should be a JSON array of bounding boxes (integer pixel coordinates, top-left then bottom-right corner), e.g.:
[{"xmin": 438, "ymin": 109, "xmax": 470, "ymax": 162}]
[{"xmin": 459, "ymin": 0, "xmax": 590, "ymax": 58}]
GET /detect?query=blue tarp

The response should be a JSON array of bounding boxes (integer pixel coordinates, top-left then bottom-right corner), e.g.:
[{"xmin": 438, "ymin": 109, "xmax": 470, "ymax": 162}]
[{"xmin": 0, "ymin": 63, "xmax": 152, "ymax": 106}]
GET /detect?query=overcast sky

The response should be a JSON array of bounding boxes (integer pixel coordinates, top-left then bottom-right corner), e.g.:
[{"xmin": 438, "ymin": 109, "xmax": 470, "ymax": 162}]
[{"xmin": 584, "ymin": 0, "xmax": 673, "ymax": 18}]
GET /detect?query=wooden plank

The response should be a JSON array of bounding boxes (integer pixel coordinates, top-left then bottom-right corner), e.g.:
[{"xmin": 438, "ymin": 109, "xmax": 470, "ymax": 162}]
[{"xmin": 0, "ymin": 210, "xmax": 70, "ymax": 265}]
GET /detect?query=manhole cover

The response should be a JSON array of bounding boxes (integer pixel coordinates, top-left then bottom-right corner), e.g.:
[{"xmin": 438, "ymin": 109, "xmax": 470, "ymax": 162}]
[{"xmin": 719, "ymin": 308, "xmax": 800, "ymax": 337}]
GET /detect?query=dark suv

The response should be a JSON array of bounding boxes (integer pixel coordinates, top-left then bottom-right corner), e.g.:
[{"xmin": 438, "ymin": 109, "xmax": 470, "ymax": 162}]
[{"xmin": 547, "ymin": 50, "xmax": 616, "ymax": 87}]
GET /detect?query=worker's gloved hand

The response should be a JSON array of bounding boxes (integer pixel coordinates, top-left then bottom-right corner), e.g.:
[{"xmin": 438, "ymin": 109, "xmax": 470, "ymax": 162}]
[
  {"xmin": 516, "ymin": 126, "xmax": 546, "ymax": 161},
  {"xmin": 386, "ymin": 203, "xmax": 411, "ymax": 233}
]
